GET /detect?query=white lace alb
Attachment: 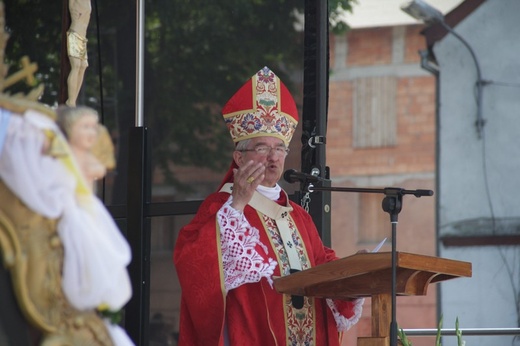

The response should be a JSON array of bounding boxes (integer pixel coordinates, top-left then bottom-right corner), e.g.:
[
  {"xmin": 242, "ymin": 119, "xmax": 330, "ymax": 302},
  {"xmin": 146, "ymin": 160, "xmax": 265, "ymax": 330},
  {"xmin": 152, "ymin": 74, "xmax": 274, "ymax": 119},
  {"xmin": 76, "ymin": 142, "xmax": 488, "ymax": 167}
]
[{"xmin": 218, "ymin": 196, "xmax": 277, "ymax": 292}]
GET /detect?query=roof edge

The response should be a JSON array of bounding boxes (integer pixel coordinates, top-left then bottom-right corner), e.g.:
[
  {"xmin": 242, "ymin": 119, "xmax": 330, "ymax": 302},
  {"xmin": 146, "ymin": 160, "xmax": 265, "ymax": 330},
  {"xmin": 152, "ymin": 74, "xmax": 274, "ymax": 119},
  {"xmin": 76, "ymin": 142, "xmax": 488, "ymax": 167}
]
[{"xmin": 422, "ymin": 0, "xmax": 486, "ymax": 48}]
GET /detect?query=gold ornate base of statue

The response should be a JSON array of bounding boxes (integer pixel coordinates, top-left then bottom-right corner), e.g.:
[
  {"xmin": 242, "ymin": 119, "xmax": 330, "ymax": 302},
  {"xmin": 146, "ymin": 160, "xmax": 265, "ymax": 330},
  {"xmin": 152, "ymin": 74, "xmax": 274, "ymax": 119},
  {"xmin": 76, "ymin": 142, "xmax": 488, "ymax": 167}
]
[{"xmin": 0, "ymin": 181, "xmax": 114, "ymax": 346}]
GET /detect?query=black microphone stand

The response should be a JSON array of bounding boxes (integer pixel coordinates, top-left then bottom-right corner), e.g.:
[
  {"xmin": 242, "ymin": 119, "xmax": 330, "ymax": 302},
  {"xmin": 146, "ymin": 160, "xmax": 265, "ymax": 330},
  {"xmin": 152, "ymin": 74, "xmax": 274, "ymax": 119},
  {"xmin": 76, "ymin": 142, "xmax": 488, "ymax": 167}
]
[{"xmin": 303, "ymin": 182, "xmax": 433, "ymax": 346}]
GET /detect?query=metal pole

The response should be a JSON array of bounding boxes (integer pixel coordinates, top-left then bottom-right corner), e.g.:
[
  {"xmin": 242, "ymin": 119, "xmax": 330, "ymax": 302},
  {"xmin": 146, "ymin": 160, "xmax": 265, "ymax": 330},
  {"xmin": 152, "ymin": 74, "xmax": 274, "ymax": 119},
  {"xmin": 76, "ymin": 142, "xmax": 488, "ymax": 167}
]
[
  {"xmin": 123, "ymin": 1, "xmax": 150, "ymax": 344},
  {"xmin": 125, "ymin": 127, "xmax": 150, "ymax": 345},
  {"xmin": 299, "ymin": 0, "xmax": 332, "ymax": 245},
  {"xmin": 315, "ymin": 0, "xmax": 327, "ymax": 167},
  {"xmin": 135, "ymin": 0, "xmax": 144, "ymax": 127}
]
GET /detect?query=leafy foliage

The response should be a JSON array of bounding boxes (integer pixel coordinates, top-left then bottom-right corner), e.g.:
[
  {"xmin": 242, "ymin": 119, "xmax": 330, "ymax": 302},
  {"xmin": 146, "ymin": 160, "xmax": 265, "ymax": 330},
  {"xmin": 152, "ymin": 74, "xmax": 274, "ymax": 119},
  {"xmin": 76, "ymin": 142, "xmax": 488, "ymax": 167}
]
[
  {"xmin": 4, "ymin": 0, "xmax": 63, "ymax": 105},
  {"xmin": 399, "ymin": 315, "xmax": 466, "ymax": 346},
  {"xmin": 398, "ymin": 325, "xmax": 412, "ymax": 346},
  {"xmin": 436, "ymin": 314, "xmax": 443, "ymax": 346}
]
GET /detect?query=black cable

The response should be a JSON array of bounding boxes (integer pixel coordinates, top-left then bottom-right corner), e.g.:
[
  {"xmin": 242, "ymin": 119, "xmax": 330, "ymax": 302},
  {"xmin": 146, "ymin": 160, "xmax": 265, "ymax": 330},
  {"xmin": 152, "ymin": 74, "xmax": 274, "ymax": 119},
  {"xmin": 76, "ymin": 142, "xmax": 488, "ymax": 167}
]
[
  {"xmin": 92, "ymin": 0, "xmax": 107, "ymax": 202},
  {"xmin": 440, "ymin": 21, "xmax": 484, "ymax": 138},
  {"xmin": 93, "ymin": 0, "xmax": 104, "ymax": 120},
  {"xmin": 485, "ymin": 81, "xmax": 520, "ymax": 89}
]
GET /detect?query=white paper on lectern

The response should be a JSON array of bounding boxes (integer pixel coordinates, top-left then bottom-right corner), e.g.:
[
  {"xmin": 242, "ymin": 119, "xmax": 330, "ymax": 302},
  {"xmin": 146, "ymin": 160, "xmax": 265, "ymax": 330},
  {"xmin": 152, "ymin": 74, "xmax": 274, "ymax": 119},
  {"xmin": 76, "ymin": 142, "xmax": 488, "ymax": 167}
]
[{"xmin": 372, "ymin": 238, "xmax": 387, "ymax": 253}]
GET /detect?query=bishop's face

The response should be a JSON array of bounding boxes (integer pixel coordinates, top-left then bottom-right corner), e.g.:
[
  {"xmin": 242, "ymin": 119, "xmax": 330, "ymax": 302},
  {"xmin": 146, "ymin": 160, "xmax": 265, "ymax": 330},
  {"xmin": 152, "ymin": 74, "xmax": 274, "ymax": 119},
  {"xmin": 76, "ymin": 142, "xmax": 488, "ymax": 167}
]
[{"xmin": 235, "ymin": 136, "xmax": 288, "ymax": 187}]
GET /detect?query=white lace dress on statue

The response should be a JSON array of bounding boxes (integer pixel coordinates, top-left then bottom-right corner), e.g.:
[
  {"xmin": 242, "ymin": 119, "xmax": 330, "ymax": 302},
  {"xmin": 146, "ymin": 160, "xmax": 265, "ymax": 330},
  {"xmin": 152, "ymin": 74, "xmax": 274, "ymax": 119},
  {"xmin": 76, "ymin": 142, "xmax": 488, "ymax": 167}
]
[{"xmin": 0, "ymin": 109, "xmax": 134, "ymax": 346}]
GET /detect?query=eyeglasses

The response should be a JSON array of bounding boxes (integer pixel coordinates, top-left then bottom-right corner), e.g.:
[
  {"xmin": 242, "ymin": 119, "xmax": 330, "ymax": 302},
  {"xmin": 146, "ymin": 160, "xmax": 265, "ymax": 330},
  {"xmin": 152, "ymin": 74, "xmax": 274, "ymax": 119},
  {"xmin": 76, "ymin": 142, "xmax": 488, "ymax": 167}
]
[{"xmin": 240, "ymin": 145, "xmax": 290, "ymax": 156}]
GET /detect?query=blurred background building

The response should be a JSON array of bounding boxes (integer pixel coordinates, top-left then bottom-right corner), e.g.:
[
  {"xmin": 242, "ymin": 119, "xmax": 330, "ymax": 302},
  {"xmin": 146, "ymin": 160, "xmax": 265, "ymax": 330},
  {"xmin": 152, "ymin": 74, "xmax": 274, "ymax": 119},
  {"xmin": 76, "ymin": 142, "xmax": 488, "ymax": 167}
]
[{"xmin": 332, "ymin": 0, "xmax": 520, "ymax": 345}]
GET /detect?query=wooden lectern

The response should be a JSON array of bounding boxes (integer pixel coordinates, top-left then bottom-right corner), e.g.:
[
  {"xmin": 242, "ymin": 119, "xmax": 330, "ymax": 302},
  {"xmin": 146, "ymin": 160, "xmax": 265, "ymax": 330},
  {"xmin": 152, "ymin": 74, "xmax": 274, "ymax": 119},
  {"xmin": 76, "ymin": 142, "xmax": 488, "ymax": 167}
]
[{"xmin": 273, "ymin": 252, "xmax": 472, "ymax": 346}]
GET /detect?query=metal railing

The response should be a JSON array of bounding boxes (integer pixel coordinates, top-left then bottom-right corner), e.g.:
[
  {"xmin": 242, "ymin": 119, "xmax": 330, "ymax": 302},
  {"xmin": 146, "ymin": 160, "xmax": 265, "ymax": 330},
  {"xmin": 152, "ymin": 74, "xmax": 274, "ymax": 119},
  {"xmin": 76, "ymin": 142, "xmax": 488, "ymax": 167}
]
[{"xmin": 402, "ymin": 328, "xmax": 520, "ymax": 337}]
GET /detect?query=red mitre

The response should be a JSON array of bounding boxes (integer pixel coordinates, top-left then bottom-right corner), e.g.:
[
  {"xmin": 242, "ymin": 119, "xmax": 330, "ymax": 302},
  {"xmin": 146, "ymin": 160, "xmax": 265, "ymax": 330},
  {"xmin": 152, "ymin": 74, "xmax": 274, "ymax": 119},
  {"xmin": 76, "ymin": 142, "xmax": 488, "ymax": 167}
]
[
  {"xmin": 221, "ymin": 66, "xmax": 299, "ymax": 147},
  {"xmin": 218, "ymin": 67, "xmax": 299, "ymax": 189}
]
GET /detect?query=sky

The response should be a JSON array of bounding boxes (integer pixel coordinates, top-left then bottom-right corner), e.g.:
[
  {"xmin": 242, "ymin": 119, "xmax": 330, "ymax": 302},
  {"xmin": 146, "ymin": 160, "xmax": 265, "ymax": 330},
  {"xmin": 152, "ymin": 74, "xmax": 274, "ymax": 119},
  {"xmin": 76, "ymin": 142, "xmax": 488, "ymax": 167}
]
[{"xmin": 340, "ymin": 0, "xmax": 464, "ymax": 28}]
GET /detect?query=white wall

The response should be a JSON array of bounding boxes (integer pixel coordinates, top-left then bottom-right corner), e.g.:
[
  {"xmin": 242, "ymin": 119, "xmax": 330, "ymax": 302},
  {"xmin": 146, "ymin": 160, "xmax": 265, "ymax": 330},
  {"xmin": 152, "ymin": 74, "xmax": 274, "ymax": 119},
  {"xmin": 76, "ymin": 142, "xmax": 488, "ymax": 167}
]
[{"xmin": 434, "ymin": 0, "xmax": 520, "ymax": 344}]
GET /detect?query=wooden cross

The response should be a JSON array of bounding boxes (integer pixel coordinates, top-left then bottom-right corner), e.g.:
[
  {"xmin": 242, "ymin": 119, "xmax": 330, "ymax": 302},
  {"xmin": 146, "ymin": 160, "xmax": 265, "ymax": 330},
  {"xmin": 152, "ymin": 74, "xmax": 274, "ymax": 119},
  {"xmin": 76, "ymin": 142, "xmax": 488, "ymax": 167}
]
[{"xmin": 3, "ymin": 56, "xmax": 38, "ymax": 90}]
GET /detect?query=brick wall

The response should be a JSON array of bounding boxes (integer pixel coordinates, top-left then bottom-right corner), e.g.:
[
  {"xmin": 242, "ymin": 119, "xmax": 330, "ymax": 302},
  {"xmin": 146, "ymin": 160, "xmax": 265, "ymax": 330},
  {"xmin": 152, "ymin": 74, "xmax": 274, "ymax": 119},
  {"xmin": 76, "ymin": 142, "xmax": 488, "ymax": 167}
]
[{"xmin": 329, "ymin": 25, "xmax": 436, "ymax": 177}]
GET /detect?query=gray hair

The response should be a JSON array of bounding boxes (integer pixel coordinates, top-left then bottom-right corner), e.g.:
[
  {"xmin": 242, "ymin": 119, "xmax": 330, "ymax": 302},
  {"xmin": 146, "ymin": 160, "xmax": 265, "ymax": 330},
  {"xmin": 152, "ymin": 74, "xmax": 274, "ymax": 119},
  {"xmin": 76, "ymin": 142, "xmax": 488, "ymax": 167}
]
[{"xmin": 235, "ymin": 139, "xmax": 251, "ymax": 152}]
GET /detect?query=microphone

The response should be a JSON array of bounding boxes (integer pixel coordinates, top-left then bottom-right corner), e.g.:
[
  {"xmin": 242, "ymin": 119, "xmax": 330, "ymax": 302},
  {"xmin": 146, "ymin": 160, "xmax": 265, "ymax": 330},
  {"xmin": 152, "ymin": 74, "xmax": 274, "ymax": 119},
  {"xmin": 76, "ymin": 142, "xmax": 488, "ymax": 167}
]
[
  {"xmin": 283, "ymin": 169, "xmax": 322, "ymax": 184},
  {"xmin": 289, "ymin": 269, "xmax": 304, "ymax": 309}
]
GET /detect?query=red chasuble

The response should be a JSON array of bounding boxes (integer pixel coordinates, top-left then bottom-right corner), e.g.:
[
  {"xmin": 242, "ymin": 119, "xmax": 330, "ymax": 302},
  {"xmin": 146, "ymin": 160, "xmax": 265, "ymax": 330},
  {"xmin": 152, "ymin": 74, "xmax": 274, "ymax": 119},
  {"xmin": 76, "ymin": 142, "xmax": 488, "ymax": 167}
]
[{"xmin": 174, "ymin": 187, "xmax": 362, "ymax": 346}]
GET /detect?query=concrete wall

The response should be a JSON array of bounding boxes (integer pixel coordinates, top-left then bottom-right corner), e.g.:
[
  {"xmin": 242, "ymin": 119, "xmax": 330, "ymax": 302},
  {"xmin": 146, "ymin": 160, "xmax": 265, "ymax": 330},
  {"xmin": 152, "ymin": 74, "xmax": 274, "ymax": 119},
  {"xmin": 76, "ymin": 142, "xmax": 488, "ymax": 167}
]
[{"xmin": 434, "ymin": 0, "xmax": 520, "ymax": 344}]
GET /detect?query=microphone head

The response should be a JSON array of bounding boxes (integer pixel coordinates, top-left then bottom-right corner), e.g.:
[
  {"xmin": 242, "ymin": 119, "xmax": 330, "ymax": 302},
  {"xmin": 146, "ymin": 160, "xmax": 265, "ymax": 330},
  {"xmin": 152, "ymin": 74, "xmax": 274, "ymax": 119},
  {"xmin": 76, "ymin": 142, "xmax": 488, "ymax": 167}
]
[{"xmin": 283, "ymin": 169, "xmax": 299, "ymax": 183}]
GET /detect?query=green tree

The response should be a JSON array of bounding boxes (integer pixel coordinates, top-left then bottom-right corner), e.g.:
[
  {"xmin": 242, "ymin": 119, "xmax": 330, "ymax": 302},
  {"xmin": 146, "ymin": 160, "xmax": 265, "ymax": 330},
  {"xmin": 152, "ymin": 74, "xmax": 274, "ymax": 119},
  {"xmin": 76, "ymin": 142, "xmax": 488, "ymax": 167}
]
[
  {"xmin": 4, "ymin": 0, "xmax": 63, "ymax": 105},
  {"xmin": 141, "ymin": 0, "xmax": 354, "ymax": 189}
]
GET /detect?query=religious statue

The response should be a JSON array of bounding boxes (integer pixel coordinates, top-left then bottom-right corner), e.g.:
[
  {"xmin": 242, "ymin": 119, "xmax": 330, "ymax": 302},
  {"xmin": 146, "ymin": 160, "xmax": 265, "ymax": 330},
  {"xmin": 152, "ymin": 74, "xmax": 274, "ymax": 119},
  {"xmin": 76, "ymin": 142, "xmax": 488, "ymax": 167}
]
[
  {"xmin": 0, "ymin": 2, "xmax": 133, "ymax": 344},
  {"xmin": 56, "ymin": 105, "xmax": 115, "ymax": 192},
  {"xmin": 66, "ymin": 0, "xmax": 91, "ymax": 106}
]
